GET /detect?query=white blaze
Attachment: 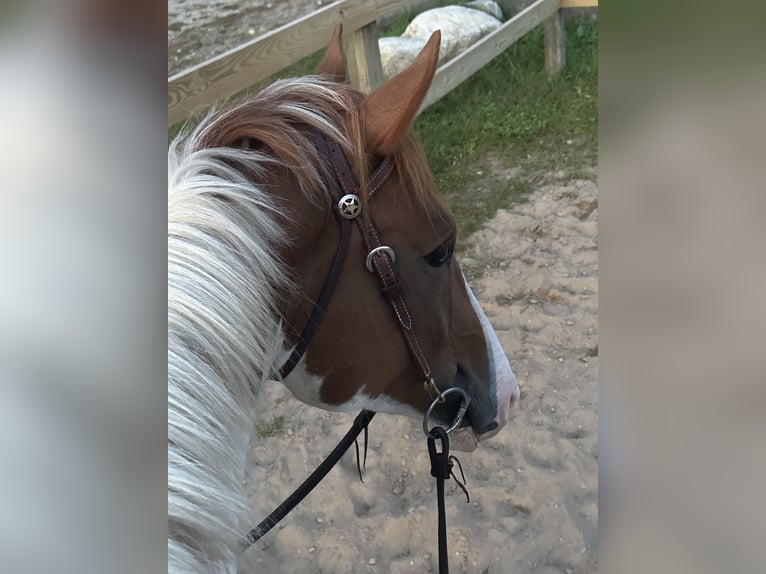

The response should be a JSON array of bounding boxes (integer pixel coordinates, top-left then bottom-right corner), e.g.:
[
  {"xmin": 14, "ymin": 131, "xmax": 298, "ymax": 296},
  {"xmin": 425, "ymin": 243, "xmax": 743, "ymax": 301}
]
[{"xmin": 464, "ymin": 277, "xmax": 520, "ymax": 441}]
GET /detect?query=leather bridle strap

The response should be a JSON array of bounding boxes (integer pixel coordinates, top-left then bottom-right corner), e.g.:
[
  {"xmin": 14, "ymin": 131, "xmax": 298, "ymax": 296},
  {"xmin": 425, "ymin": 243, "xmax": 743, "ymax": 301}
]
[
  {"xmin": 319, "ymin": 135, "xmax": 441, "ymax": 400},
  {"xmin": 278, "ymin": 201, "xmax": 351, "ymax": 379},
  {"xmin": 277, "ymin": 135, "xmax": 393, "ymax": 379},
  {"xmin": 279, "ymin": 131, "xmax": 439, "ymax": 404}
]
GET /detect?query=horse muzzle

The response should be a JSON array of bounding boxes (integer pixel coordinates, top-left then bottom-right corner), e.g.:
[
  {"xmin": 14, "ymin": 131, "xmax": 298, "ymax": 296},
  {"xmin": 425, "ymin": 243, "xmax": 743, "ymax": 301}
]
[{"xmin": 451, "ymin": 279, "xmax": 521, "ymax": 452}]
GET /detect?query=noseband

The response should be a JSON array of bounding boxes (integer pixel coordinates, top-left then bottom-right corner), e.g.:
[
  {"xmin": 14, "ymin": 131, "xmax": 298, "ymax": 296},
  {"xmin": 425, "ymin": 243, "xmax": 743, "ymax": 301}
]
[{"xmin": 278, "ymin": 131, "xmax": 470, "ymax": 431}]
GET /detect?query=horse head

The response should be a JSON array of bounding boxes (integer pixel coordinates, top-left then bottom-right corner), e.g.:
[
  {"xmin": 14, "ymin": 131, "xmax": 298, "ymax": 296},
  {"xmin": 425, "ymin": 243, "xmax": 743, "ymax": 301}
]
[{"xmin": 195, "ymin": 27, "xmax": 519, "ymax": 450}]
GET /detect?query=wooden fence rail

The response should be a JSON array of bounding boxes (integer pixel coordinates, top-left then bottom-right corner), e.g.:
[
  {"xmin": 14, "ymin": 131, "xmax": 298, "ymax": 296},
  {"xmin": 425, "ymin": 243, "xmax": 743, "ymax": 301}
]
[
  {"xmin": 422, "ymin": 0, "xmax": 558, "ymax": 111},
  {"xmin": 168, "ymin": 0, "xmax": 597, "ymax": 127}
]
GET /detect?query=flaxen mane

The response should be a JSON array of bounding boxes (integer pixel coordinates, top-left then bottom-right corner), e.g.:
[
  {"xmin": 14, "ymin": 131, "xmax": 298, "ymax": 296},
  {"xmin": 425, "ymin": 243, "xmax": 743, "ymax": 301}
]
[{"xmin": 168, "ymin": 76, "xmax": 440, "ymax": 574}]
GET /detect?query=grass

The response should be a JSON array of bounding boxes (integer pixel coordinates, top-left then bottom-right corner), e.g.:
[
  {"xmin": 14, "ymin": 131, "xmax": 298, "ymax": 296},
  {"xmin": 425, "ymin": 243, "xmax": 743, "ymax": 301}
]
[
  {"xmin": 414, "ymin": 15, "xmax": 598, "ymax": 239},
  {"xmin": 169, "ymin": 15, "xmax": 598, "ymax": 241},
  {"xmin": 255, "ymin": 415, "xmax": 285, "ymax": 438}
]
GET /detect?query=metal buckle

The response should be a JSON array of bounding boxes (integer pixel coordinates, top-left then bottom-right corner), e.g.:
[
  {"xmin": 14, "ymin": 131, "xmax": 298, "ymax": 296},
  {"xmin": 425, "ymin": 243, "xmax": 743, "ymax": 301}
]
[
  {"xmin": 365, "ymin": 245, "xmax": 395, "ymax": 272},
  {"xmin": 422, "ymin": 386, "xmax": 471, "ymax": 438},
  {"xmin": 424, "ymin": 377, "xmax": 446, "ymax": 404}
]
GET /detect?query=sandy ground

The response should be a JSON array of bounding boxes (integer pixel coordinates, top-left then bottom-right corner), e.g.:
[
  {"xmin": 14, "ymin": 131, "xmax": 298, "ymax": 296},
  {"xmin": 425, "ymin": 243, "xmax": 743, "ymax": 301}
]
[
  {"xmin": 168, "ymin": 0, "xmax": 333, "ymax": 75},
  {"xmin": 239, "ymin": 166, "xmax": 598, "ymax": 574},
  {"xmin": 167, "ymin": 1, "xmax": 585, "ymax": 76}
]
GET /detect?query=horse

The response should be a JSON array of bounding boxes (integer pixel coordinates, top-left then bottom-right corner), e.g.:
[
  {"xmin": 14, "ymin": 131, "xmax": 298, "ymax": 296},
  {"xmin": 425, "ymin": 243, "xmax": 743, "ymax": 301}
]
[{"xmin": 168, "ymin": 26, "xmax": 520, "ymax": 574}]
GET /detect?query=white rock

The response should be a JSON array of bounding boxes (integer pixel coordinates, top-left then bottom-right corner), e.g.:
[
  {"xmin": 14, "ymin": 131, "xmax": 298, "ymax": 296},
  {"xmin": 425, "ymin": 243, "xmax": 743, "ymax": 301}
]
[
  {"xmin": 378, "ymin": 36, "xmax": 427, "ymax": 80},
  {"xmin": 403, "ymin": 5, "xmax": 502, "ymax": 62},
  {"xmin": 464, "ymin": 0, "xmax": 504, "ymax": 21}
]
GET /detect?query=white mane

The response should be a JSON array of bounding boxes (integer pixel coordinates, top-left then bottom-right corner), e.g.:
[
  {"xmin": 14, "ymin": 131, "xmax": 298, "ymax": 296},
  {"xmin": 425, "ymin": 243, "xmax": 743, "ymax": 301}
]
[
  {"xmin": 168, "ymin": 133, "xmax": 289, "ymax": 573},
  {"xmin": 168, "ymin": 78, "xmax": 362, "ymax": 573}
]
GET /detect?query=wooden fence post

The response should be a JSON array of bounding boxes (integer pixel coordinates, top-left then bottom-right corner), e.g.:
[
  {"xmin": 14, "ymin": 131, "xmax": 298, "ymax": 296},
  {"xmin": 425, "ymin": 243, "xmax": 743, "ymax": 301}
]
[
  {"xmin": 543, "ymin": 9, "xmax": 566, "ymax": 75},
  {"xmin": 344, "ymin": 21, "xmax": 384, "ymax": 93}
]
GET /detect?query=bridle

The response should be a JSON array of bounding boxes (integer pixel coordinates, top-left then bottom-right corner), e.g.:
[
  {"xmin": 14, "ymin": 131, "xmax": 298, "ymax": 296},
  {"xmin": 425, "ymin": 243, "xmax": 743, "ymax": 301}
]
[
  {"xmin": 278, "ymin": 130, "xmax": 462, "ymax": 412},
  {"xmin": 242, "ymin": 131, "xmax": 473, "ymax": 574}
]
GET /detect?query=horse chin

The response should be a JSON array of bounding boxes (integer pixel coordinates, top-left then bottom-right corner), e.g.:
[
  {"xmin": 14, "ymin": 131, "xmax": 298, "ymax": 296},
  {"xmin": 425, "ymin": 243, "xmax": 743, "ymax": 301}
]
[
  {"xmin": 449, "ymin": 427, "xmax": 479, "ymax": 452},
  {"xmin": 450, "ymin": 418, "xmax": 502, "ymax": 453},
  {"xmin": 451, "ymin": 384, "xmax": 521, "ymax": 452}
]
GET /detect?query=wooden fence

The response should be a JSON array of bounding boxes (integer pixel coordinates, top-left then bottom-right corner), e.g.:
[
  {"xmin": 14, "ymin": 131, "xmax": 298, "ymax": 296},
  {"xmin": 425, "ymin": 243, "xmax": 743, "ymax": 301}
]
[{"xmin": 168, "ymin": 0, "xmax": 597, "ymax": 127}]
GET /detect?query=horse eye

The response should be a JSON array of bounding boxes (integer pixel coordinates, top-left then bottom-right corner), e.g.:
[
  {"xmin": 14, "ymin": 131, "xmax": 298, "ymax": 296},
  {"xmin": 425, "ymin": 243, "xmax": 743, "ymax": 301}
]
[{"xmin": 424, "ymin": 237, "xmax": 455, "ymax": 267}]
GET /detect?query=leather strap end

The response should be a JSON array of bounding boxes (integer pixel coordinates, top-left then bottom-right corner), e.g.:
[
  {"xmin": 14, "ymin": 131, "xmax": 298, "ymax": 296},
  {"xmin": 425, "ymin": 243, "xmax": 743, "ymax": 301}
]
[{"xmin": 380, "ymin": 278, "xmax": 403, "ymax": 300}]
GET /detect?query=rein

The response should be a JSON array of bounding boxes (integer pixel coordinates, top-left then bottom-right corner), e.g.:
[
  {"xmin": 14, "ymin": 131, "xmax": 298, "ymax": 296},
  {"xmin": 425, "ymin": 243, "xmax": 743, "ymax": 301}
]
[
  {"xmin": 239, "ymin": 409, "xmax": 376, "ymax": 551},
  {"xmin": 245, "ymin": 131, "xmax": 471, "ymax": 573}
]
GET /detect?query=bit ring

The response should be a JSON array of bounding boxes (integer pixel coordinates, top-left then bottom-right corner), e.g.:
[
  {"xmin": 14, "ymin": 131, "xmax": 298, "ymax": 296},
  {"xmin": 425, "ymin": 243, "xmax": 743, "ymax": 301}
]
[{"xmin": 422, "ymin": 386, "xmax": 471, "ymax": 438}]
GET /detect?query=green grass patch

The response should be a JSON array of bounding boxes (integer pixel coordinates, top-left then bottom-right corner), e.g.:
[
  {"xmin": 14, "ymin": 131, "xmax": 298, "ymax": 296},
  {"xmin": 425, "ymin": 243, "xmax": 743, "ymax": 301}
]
[
  {"xmin": 255, "ymin": 415, "xmax": 285, "ymax": 438},
  {"xmin": 415, "ymin": 15, "xmax": 598, "ymax": 240}
]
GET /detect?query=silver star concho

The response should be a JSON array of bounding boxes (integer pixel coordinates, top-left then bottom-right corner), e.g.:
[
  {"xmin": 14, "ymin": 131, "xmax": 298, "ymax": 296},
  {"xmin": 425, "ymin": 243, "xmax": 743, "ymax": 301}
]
[{"xmin": 338, "ymin": 194, "xmax": 361, "ymax": 219}]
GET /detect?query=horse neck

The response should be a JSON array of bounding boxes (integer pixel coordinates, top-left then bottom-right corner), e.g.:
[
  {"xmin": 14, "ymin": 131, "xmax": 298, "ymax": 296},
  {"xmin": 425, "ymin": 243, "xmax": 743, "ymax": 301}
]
[{"xmin": 168, "ymin": 148, "xmax": 292, "ymax": 573}]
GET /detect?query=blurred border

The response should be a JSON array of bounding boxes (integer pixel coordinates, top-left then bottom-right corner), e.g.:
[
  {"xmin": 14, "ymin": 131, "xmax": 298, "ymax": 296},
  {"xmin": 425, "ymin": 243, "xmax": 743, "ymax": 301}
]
[
  {"xmin": 1, "ymin": 1, "xmax": 167, "ymax": 572},
  {"xmin": 2, "ymin": 0, "xmax": 765, "ymax": 572},
  {"xmin": 600, "ymin": 1, "xmax": 766, "ymax": 572}
]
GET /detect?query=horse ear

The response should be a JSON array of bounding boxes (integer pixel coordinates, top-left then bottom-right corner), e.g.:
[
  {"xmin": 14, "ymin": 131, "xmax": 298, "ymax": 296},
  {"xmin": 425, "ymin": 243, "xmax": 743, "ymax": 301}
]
[
  {"xmin": 362, "ymin": 31, "xmax": 440, "ymax": 155},
  {"xmin": 315, "ymin": 23, "xmax": 346, "ymax": 82}
]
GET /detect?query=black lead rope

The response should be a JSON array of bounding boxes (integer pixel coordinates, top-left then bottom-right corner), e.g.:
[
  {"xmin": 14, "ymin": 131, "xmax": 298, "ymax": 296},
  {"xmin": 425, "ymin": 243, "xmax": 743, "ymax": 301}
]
[
  {"xmin": 427, "ymin": 427, "xmax": 470, "ymax": 574},
  {"xmin": 428, "ymin": 428, "xmax": 451, "ymax": 574},
  {"xmin": 240, "ymin": 413, "xmax": 469, "ymax": 574},
  {"xmin": 239, "ymin": 409, "xmax": 375, "ymax": 551}
]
